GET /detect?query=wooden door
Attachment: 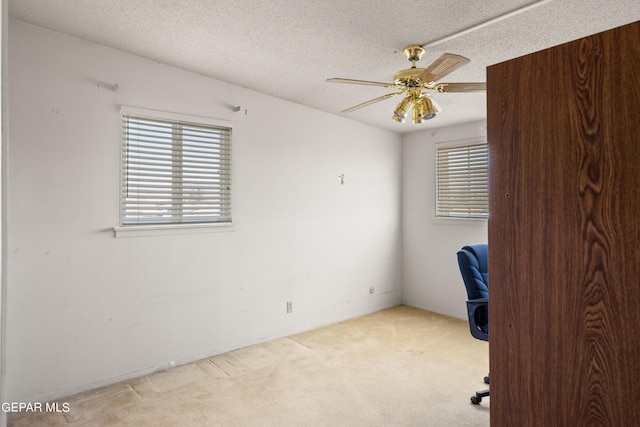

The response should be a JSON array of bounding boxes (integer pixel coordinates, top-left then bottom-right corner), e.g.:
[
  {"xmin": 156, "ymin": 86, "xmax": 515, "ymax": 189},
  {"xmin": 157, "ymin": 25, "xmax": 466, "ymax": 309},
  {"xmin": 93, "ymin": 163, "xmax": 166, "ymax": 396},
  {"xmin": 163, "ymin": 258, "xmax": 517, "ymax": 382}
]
[{"xmin": 487, "ymin": 21, "xmax": 640, "ymax": 426}]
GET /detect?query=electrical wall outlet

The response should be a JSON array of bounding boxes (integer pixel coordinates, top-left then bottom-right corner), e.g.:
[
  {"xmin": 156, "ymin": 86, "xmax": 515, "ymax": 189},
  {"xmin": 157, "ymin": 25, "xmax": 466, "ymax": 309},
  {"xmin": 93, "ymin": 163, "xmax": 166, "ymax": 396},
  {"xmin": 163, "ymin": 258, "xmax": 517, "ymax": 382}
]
[{"xmin": 286, "ymin": 300, "xmax": 293, "ymax": 313}]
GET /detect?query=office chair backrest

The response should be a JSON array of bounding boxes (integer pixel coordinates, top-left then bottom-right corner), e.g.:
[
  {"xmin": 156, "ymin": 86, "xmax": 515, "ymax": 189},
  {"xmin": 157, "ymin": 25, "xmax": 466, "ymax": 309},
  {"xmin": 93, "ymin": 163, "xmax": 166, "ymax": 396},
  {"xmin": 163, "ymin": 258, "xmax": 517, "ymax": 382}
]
[
  {"xmin": 457, "ymin": 243, "xmax": 489, "ymax": 341},
  {"xmin": 457, "ymin": 243, "xmax": 491, "ymax": 404},
  {"xmin": 457, "ymin": 244, "xmax": 488, "ymax": 300}
]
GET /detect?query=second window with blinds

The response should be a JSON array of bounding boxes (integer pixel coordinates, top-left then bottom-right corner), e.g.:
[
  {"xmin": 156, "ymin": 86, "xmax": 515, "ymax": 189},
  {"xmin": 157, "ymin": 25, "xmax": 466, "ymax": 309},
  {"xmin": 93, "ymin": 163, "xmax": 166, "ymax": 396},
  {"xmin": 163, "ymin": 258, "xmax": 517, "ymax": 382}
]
[
  {"xmin": 435, "ymin": 141, "xmax": 488, "ymax": 219},
  {"xmin": 120, "ymin": 107, "xmax": 232, "ymax": 227}
]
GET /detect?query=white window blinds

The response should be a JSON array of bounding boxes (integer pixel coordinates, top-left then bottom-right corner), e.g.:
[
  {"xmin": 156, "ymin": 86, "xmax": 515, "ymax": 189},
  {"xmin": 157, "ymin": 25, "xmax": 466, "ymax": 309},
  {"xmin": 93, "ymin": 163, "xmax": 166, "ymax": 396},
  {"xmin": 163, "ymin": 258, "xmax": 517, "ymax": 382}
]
[
  {"xmin": 436, "ymin": 142, "xmax": 488, "ymax": 219},
  {"xmin": 121, "ymin": 113, "xmax": 232, "ymax": 226}
]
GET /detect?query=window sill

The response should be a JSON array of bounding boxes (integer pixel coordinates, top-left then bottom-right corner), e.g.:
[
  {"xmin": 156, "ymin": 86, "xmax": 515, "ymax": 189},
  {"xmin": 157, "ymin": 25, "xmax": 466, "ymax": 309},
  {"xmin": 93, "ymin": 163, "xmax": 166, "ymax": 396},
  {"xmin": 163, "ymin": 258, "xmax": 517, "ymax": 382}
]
[
  {"xmin": 432, "ymin": 216, "xmax": 488, "ymax": 226},
  {"xmin": 113, "ymin": 223, "xmax": 236, "ymax": 238}
]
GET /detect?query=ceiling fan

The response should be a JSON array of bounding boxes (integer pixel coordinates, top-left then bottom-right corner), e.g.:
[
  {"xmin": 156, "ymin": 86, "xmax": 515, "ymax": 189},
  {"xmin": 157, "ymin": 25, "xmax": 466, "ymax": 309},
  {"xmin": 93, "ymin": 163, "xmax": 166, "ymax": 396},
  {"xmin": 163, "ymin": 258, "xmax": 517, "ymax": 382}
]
[{"xmin": 327, "ymin": 45, "xmax": 486, "ymax": 124}]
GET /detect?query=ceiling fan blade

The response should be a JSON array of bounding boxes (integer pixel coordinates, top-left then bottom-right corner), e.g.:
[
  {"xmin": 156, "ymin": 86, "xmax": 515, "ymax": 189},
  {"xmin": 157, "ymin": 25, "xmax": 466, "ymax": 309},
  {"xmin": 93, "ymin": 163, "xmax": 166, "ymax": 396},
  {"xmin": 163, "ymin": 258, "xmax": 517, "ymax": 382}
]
[
  {"xmin": 341, "ymin": 91, "xmax": 406, "ymax": 113},
  {"xmin": 418, "ymin": 53, "xmax": 470, "ymax": 84},
  {"xmin": 327, "ymin": 78, "xmax": 393, "ymax": 88},
  {"xmin": 432, "ymin": 82, "xmax": 486, "ymax": 92}
]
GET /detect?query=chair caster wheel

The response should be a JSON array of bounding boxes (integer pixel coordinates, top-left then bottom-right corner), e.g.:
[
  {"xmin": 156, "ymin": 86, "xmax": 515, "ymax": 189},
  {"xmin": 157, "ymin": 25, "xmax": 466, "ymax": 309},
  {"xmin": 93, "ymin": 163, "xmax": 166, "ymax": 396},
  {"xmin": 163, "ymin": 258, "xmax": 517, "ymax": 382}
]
[
  {"xmin": 484, "ymin": 375, "xmax": 490, "ymax": 384},
  {"xmin": 471, "ymin": 395, "xmax": 481, "ymax": 405}
]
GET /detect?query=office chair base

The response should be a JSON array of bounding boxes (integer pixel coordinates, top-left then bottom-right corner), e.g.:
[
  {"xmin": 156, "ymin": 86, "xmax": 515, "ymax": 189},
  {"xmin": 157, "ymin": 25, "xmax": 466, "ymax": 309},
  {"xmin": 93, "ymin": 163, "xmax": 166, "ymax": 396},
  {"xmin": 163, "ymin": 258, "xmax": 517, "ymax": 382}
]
[{"xmin": 470, "ymin": 389, "xmax": 489, "ymax": 405}]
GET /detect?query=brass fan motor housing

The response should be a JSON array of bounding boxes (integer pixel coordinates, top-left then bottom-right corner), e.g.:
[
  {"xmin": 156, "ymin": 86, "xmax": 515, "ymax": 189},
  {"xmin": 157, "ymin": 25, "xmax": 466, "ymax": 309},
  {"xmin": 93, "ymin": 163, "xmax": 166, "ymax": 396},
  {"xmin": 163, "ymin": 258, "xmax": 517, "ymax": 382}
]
[{"xmin": 393, "ymin": 68, "xmax": 427, "ymax": 87}]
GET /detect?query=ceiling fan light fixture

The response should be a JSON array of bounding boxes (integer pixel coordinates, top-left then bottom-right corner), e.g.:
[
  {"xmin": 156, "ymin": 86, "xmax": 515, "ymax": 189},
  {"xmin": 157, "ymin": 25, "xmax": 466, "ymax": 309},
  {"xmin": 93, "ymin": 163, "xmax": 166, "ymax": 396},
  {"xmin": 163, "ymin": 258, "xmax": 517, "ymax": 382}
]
[
  {"xmin": 419, "ymin": 96, "xmax": 440, "ymax": 120},
  {"xmin": 392, "ymin": 96, "xmax": 413, "ymax": 123},
  {"xmin": 412, "ymin": 100, "xmax": 425, "ymax": 124}
]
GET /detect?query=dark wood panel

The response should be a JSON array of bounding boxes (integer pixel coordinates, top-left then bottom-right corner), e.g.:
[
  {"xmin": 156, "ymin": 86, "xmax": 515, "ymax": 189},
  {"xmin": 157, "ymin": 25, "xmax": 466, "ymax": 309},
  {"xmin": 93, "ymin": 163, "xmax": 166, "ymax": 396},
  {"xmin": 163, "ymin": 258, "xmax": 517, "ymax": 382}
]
[{"xmin": 488, "ymin": 21, "xmax": 640, "ymax": 426}]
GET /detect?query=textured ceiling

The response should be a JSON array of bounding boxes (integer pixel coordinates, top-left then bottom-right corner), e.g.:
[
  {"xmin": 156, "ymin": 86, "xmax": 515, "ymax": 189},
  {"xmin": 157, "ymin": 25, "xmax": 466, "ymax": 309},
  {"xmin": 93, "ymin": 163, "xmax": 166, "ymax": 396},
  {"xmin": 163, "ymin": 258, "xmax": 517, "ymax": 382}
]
[{"xmin": 9, "ymin": 0, "xmax": 640, "ymax": 134}]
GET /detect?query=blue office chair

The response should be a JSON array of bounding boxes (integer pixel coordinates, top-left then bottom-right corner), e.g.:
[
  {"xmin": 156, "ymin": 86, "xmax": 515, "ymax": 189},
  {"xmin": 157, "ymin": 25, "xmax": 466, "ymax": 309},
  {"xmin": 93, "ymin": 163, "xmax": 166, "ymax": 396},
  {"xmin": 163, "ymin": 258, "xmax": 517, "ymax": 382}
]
[{"xmin": 457, "ymin": 244, "xmax": 490, "ymax": 404}]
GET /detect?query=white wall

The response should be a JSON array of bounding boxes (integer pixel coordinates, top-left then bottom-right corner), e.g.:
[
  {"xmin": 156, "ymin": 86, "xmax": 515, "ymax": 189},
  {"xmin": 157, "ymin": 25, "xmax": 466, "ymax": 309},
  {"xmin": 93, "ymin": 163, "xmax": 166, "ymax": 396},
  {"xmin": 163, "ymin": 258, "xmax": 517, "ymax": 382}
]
[
  {"xmin": 401, "ymin": 120, "xmax": 488, "ymax": 319},
  {"xmin": 7, "ymin": 21, "xmax": 402, "ymax": 402},
  {"xmin": 1, "ymin": 2, "xmax": 7, "ymax": 427}
]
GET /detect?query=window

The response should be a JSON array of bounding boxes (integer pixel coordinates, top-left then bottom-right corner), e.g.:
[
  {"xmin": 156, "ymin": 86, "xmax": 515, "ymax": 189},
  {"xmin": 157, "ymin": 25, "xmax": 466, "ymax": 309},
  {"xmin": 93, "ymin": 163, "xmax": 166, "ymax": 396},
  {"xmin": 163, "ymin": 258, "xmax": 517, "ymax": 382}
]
[
  {"xmin": 436, "ymin": 142, "xmax": 488, "ymax": 219},
  {"xmin": 120, "ymin": 108, "xmax": 232, "ymax": 226}
]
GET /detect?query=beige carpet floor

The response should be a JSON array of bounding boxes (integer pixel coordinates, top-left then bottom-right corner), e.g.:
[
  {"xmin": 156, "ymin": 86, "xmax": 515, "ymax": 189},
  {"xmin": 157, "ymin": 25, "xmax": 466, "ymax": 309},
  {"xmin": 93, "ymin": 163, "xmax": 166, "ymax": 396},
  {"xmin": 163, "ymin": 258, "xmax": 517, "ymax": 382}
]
[{"xmin": 10, "ymin": 305, "xmax": 490, "ymax": 426}]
